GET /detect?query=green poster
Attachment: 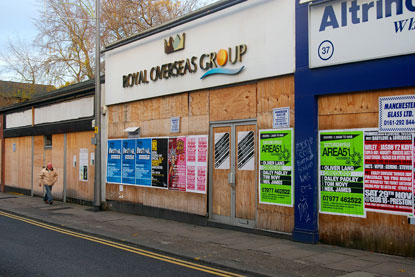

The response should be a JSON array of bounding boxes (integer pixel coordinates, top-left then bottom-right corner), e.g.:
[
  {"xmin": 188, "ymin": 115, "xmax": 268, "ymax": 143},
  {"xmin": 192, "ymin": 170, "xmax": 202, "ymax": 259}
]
[
  {"xmin": 319, "ymin": 130, "xmax": 365, "ymax": 217},
  {"xmin": 259, "ymin": 129, "xmax": 293, "ymax": 206}
]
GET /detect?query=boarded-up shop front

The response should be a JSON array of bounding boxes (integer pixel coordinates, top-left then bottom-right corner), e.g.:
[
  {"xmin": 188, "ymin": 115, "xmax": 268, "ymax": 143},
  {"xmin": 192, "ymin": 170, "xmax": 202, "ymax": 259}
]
[
  {"xmin": 295, "ymin": 0, "xmax": 415, "ymax": 254},
  {"xmin": 104, "ymin": 0, "xmax": 296, "ymax": 232},
  {"xmin": 0, "ymin": 81, "xmax": 97, "ymax": 204}
]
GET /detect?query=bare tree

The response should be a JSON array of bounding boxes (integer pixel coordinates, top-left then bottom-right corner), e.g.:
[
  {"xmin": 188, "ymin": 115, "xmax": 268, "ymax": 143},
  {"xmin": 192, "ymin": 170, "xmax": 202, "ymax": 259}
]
[
  {"xmin": 0, "ymin": 37, "xmax": 44, "ymax": 84},
  {"xmin": 22, "ymin": 0, "xmax": 203, "ymax": 86}
]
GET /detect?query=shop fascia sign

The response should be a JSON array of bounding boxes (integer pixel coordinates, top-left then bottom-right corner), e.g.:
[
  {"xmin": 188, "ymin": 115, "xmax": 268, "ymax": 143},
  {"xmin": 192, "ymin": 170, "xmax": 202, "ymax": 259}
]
[
  {"xmin": 309, "ymin": 0, "xmax": 415, "ymax": 68},
  {"xmin": 122, "ymin": 33, "xmax": 247, "ymax": 88}
]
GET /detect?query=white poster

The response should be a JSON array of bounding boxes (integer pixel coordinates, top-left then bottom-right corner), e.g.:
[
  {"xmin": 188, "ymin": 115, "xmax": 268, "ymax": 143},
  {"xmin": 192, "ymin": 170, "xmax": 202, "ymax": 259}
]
[
  {"xmin": 309, "ymin": 0, "xmax": 415, "ymax": 68},
  {"xmin": 79, "ymin": 148, "xmax": 88, "ymax": 182},
  {"xmin": 237, "ymin": 131, "xmax": 255, "ymax": 171},
  {"xmin": 379, "ymin": 95, "xmax": 415, "ymax": 132},
  {"xmin": 214, "ymin": 132, "xmax": 230, "ymax": 170}
]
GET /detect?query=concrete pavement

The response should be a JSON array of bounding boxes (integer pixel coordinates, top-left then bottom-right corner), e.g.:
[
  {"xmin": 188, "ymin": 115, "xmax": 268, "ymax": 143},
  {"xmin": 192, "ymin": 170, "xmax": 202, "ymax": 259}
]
[{"xmin": 0, "ymin": 192, "xmax": 414, "ymax": 277}]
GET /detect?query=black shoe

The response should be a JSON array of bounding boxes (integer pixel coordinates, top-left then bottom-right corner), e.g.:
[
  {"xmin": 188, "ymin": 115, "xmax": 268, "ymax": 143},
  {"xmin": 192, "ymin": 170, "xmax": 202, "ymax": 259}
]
[
  {"xmin": 44, "ymin": 199, "xmax": 48, "ymax": 204},
  {"xmin": 49, "ymin": 201, "xmax": 53, "ymax": 205}
]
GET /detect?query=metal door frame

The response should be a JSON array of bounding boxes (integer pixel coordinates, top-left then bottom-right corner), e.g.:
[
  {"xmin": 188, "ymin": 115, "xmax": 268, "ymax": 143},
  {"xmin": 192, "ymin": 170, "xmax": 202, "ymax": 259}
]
[{"xmin": 209, "ymin": 119, "xmax": 257, "ymax": 228}]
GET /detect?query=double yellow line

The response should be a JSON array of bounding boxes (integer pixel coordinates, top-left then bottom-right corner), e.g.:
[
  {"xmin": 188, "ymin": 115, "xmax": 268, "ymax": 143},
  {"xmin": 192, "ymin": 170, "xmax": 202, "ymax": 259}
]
[{"xmin": 0, "ymin": 210, "xmax": 244, "ymax": 277}]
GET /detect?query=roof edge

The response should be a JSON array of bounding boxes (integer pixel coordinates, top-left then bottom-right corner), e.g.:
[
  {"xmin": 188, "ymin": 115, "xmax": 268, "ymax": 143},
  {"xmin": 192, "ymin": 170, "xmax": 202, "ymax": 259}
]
[{"xmin": 0, "ymin": 77, "xmax": 103, "ymax": 113}]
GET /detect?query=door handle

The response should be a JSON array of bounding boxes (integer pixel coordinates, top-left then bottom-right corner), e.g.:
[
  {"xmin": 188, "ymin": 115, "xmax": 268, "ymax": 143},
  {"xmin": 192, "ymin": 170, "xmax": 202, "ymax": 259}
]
[{"xmin": 228, "ymin": 172, "xmax": 235, "ymax": 186}]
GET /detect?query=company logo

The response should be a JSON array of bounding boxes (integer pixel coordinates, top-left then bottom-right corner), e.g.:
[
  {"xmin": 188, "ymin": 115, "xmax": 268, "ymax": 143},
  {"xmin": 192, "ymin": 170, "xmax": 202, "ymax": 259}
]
[
  {"xmin": 164, "ymin": 33, "xmax": 185, "ymax": 54},
  {"xmin": 122, "ymin": 44, "xmax": 247, "ymax": 88},
  {"xmin": 200, "ymin": 46, "xmax": 246, "ymax": 79}
]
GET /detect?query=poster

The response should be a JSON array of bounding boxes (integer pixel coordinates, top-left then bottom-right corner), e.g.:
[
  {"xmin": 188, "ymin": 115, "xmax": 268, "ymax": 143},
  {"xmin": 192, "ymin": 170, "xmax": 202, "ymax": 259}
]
[
  {"xmin": 259, "ymin": 129, "xmax": 293, "ymax": 206},
  {"xmin": 272, "ymin": 107, "xmax": 290, "ymax": 129},
  {"xmin": 79, "ymin": 148, "xmax": 88, "ymax": 182},
  {"xmin": 122, "ymin": 139, "xmax": 136, "ymax": 185},
  {"xmin": 319, "ymin": 130, "xmax": 365, "ymax": 217},
  {"xmin": 187, "ymin": 135, "xmax": 208, "ymax": 193},
  {"xmin": 237, "ymin": 131, "xmax": 255, "ymax": 171},
  {"xmin": 168, "ymin": 137, "xmax": 186, "ymax": 191},
  {"xmin": 364, "ymin": 131, "xmax": 413, "ymax": 214},
  {"xmin": 214, "ymin": 132, "xmax": 230, "ymax": 169},
  {"xmin": 136, "ymin": 138, "xmax": 152, "ymax": 186},
  {"xmin": 413, "ymin": 137, "xmax": 415, "ymax": 215},
  {"xmin": 176, "ymin": 137, "xmax": 187, "ymax": 191},
  {"xmin": 151, "ymin": 138, "xmax": 168, "ymax": 188},
  {"xmin": 107, "ymin": 140, "xmax": 122, "ymax": 184},
  {"xmin": 378, "ymin": 95, "xmax": 415, "ymax": 132},
  {"xmin": 168, "ymin": 138, "xmax": 178, "ymax": 189}
]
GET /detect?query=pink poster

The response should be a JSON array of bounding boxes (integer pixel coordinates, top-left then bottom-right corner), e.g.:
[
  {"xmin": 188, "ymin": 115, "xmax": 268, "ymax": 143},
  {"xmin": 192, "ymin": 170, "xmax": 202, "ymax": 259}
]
[
  {"xmin": 198, "ymin": 136, "xmax": 208, "ymax": 163},
  {"xmin": 186, "ymin": 135, "xmax": 208, "ymax": 194},
  {"xmin": 197, "ymin": 166, "xmax": 207, "ymax": 192},
  {"xmin": 187, "ymin": 137, "xmax": 196, "ymax": 163},
  {"xmin": 187, "ymin": 165, "xmax": 196, "ymax": 191}
]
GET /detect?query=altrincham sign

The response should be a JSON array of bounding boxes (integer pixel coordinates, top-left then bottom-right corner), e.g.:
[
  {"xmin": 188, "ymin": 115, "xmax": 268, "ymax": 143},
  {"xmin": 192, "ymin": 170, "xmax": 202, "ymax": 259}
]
[
  {"xmin": 309, "ymin": 0, "xmax": 415, "ymax": 68},
  {"xmin": 122, "ymin": 44, "xmax": 247, "ymax": 88}
]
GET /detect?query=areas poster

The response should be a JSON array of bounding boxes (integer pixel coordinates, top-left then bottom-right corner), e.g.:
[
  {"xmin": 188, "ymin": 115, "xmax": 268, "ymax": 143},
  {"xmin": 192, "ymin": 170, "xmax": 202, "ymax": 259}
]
[
  {"xmin": 259, "ymin": 129, "xmax": 293, "ymax": 206},
  {"xmin": 319, "ymin": 130, "xmax": 365, "ymax": 217}
]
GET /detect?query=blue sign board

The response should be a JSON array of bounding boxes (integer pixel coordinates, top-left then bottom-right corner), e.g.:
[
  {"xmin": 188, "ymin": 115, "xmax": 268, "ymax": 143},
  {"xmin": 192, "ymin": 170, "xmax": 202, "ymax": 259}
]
[
  {"xmin": 122, "ymin": 139, "xmax": 136, "ymax": 184},
  {"xmin": 107, "ymin": 140, "xmax": 122, "ymax": 183},
  {"xmin": 136, "ymin": 138, "xmax": 152, "ymax": 186}
]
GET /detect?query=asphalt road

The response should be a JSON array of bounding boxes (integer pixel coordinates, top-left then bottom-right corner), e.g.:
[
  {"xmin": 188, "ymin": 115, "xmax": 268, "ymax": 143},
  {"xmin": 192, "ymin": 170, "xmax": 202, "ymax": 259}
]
[{"xmin": 0, "ymin": 213, "xmax": 241, "ymax": 277}]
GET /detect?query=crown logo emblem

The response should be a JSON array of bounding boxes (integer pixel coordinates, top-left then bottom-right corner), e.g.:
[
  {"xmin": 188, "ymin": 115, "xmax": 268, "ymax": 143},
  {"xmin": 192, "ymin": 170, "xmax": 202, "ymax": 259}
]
[{"xmin": 164, "ymin": 33, "xmax": 185, "ymax": 54}]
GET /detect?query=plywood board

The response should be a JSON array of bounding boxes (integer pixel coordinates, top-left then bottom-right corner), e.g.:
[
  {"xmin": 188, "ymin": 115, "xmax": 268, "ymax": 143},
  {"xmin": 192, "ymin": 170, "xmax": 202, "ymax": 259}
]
[
  {"xmin": 235, "ymin": 125, "xmax": 256, "ymax": 220},
  {"xmin": 66, "ymin": 131, "xmax": 95, "ymax": 201},
  {"xmin": 50, "ymin": 134, "xmax": 64, "ymax": 199},
  {"xmin": 319, "ymin": 212, "xmax": 415, "ymax": 256},
  {"xmin": 209, "ymin": 84, "xmax": 257, "ymax": 122},
  {"xmin": 212, "ymin": 126, "xmax": 231, "ymax": 217},
  {"xmin": 257, "ymin": 75, "xmax": 294, "ymax": 113},
  {"xmin": 5, "ymin": 137, "xmax": 32, "ymax": 190},
  {"xmin": 257, "ymin": 204, "xmax": 294, "ymax": 233},
  {"xmin": 188, "ymin": 115, "xmax": 209, "ymax": 135},
  {"xmin": 319, "ymin": 113, "xmax": 378, "ymax": 130},
  {"xmin": 189, "ymin": 90, "xmax": 209, "ymax": 116}
]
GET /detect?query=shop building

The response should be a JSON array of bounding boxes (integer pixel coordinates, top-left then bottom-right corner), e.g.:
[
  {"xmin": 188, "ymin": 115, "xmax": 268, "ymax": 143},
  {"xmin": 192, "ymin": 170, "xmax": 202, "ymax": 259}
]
[
  {"xmin": 104, "ymin": 0, "xmax": 297, "ymax": 232},
  {"xmin": 295, "ymin": 0, "xmax": 415, "ymax": 255},
  {"xmin": 0, "ymin": 80, "xmax": 101, "ymax": 205}
]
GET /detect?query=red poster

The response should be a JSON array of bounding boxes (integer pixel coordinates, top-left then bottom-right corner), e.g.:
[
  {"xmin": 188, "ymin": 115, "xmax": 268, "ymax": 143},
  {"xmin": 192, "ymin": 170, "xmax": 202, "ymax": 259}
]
[
  {"xmin": 364, "ymin": 131, "xmax": 413, "ymax": 214},
  {"xmin": 168, "ymin": 137, "xmax": 186, "ymax": 191},
  {"xmin": 168, "ymin": 138, "xmax": 179, "ymax": 190},
  {"xmin": 176, "ymin": 137, "xmax": 186, "ymax": 191}
]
